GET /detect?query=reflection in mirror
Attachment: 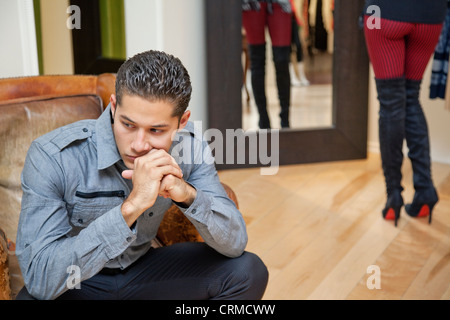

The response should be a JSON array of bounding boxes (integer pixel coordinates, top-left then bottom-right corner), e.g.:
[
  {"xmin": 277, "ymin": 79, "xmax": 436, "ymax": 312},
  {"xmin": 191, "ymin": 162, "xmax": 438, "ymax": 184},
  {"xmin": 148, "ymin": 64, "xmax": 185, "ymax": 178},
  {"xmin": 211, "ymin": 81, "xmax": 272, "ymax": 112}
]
[{"xmin": 242, "ymin": 0, "xmax": 334, "ymax": 131}]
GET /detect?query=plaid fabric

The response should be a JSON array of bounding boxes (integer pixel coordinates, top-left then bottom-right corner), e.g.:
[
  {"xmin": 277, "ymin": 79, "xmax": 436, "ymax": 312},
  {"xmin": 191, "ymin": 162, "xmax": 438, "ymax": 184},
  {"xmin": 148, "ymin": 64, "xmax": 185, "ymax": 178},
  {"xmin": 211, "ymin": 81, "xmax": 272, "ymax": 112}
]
[{"xmin": 430, "ymin": 1, "xmax": 450, "ymax": 99}]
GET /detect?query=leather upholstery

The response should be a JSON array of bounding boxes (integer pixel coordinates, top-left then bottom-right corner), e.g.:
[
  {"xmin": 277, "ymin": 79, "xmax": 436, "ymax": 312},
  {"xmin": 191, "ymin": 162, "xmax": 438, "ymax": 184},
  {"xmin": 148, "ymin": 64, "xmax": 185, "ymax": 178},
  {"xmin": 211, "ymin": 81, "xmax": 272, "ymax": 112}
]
[
  {"xmin": 157, "ymin": 183, "xmax": 239, "ymax": 246},
  {"xmin": 0, "ymin": 94, "xmax": 103, "ymax": 243},
  {"xmin": 0, "ymin": 229, "xmax": 11, "ymax": 300},
  {"xmin": 0, "ymin": 74, "xmax": 115, "ymax": 109}
]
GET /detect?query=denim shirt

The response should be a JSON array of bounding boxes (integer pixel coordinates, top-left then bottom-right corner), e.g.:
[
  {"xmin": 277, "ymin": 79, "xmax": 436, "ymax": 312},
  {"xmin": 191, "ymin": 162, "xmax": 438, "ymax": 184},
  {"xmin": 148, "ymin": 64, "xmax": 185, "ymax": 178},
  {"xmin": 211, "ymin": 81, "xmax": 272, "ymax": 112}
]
[{"xmin": 16, "ymin": 105, "xmax": 248, "ymax": 300}]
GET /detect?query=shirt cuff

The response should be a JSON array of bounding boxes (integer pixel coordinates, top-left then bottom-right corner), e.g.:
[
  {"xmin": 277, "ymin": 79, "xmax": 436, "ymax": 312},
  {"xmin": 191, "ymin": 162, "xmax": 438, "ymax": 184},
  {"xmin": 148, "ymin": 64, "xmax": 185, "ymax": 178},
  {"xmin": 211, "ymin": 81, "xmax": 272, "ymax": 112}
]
[
  {"xmin": 175, "ymin": 188, "xmax": 211, "ymax": 224},
  {"xmin": 93, "ymin": 205, "xmax": 137, "ymax": 259}
]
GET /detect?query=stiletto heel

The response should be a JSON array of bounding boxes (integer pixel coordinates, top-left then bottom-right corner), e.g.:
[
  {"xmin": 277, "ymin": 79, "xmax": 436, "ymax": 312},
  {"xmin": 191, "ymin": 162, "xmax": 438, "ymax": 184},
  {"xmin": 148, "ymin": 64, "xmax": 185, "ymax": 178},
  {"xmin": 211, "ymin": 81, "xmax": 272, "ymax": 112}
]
[
  {"xmin": 382, "ymin": 191, "xmax": 403, "ymax": 227},
  {"xmin": 405, "ymin": 202, "xmax": 436, "ymax": 224},
  {"xmin": 382, "ymin": 206, "xmax": 401, "ymax": 227},
  {"xmin": 405, "ymin": 187, "xmax": 438, "ymax": 224}
]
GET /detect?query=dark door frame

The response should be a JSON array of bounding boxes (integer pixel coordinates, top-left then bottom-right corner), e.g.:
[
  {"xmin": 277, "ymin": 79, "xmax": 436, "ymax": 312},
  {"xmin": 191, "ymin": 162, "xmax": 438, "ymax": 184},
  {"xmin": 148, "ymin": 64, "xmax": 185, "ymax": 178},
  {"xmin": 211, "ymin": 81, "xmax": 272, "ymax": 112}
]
[{"xmin": 70, "ymin": 0, "xmax": 124, "ymax": 74}]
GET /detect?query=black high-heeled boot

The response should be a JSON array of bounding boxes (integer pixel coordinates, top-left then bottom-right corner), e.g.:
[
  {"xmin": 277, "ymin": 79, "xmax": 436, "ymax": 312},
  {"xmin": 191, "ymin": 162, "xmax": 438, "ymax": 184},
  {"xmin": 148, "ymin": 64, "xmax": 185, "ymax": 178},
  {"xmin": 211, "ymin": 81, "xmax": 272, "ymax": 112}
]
[
  {"xmin": 404, "ymin": 79, "xmax": 439, "ymax": 223},
  {"xmin": 382, "ymin": 190, "xmax": 403, "ymax": 227},
  {"xmin": 272, "ymin": 45, "xmax": 291, "ymax": 128},
  {"xmin": 376, "ymin": 77, "xmax": 406, "ymax": 226},
  {"xmin": 405, "ymin": 188, "xmax": 438, "ymax": 223},
  {"xmin": 249, "ymin": 44, "xmax": 271, "ymax": 129}
]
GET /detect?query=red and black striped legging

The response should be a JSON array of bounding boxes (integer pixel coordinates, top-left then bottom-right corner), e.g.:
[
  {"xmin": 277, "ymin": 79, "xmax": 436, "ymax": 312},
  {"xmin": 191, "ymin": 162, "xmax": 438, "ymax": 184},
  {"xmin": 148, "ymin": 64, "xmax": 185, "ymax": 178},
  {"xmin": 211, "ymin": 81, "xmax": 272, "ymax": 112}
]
[
  {"xmin": 364, "ymin": 16, "xmax": 443, "ymax": 80},
  {"xmin": 243, "ymin": 2, "xmax": 292, "ymax": 46}
]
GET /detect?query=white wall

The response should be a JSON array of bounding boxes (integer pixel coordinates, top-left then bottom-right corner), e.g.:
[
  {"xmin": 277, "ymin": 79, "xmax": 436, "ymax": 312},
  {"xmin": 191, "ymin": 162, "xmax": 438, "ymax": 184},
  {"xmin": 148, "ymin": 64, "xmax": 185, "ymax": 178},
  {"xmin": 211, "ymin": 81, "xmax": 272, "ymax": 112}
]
[
  {"xmin": 367, "ymin": 60, "xmax": 450, "ymax": 165},
  {"xmin": 124, "ymin": 0, "xmax": 207, "ymax": 126},
  {"xmin": 0, "ymin": 0, "xmax": 39, "ymax": 77},
  {"xmin": 0, "ymin": 0, "xmax": 206, "ymax": 124},
  {"xmin": 0, "ymin": 0, "xmax": 73, "ymax": 77}
]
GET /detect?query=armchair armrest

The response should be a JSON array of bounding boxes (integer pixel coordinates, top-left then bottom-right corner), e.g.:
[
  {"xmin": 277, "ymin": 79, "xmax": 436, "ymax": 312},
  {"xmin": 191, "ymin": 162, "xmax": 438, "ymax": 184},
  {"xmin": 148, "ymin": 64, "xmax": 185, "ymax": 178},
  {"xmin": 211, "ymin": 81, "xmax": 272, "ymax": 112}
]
[
  {"xmin": 0, "ymin": 228, "xmax": 12, "ymax": 300},
  {"xmin": 156, "ymin": 183, "xmax": 239, "ymax": 246}
]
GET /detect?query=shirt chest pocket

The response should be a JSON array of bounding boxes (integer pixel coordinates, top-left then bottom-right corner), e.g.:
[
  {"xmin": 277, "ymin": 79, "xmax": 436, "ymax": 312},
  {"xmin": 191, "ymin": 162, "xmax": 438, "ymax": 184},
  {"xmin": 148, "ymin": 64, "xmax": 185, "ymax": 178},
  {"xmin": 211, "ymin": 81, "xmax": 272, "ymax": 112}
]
[{"xmin": 70, "ymin": 190, "xmax": 126, "ymax": 227}]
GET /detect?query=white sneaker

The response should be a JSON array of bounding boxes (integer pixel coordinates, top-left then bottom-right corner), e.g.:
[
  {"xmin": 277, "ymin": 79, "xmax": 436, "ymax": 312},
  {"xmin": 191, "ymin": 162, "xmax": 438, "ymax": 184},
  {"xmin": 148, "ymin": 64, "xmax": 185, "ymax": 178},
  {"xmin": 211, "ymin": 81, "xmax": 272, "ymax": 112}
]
[
  {"xmin": 299, "ymin": 77, "xmax": 310, "ymax": 86},
  {"xmin": 297, "ymin": 62, "xmax": 310, "ymax": 86},
  {"xmin": 290, "ymin": 64, "xmax": 303, "ymax": 87}
]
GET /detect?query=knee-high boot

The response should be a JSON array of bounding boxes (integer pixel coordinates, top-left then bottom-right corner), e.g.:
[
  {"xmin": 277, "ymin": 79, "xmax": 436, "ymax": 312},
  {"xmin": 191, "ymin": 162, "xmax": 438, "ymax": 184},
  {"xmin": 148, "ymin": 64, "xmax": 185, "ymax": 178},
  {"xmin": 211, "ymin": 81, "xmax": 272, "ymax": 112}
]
[
  {"xmin": 249, "ymin": 44, "xmax": 271, "ymax": 129},
  {"xmin": 404, "ymin": 79, "xmax": 438, "ymax": 223},
  {"xmin": 376, "ymin": 77, "xmax": 406, "ymax": 226},
  {"xmin": 272, "ymin": 46, "xmax": 291, "ymax": 128}
]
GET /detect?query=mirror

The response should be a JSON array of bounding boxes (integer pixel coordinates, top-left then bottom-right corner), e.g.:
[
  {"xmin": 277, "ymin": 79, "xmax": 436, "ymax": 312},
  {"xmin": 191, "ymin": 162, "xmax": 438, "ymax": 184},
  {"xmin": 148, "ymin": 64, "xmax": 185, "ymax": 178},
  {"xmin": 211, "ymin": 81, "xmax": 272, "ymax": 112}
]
[
  {"xmin": 241, "ymin": 0, "xmax": 334, "ymax": 131},
  {"xmin": 206, "ymin": 0, "xmax": 369, "ymax": 169}
]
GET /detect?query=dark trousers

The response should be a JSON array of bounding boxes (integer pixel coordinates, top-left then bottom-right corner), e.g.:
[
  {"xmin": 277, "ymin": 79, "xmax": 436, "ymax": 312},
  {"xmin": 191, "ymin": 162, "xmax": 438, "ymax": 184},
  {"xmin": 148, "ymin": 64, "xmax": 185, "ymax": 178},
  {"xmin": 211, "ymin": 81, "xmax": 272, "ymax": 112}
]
[{"xmin": 16, "ymin": 242, "xmax": 268, "ymax": 300}]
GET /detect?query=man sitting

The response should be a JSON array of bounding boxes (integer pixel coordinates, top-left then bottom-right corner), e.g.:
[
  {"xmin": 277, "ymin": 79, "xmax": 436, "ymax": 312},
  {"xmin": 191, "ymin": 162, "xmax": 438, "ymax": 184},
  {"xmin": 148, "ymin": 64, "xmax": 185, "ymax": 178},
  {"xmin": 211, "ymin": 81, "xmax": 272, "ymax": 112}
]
[{"xmin": 16, "ymin": 50, "xmax": 268, "ymax": 300}]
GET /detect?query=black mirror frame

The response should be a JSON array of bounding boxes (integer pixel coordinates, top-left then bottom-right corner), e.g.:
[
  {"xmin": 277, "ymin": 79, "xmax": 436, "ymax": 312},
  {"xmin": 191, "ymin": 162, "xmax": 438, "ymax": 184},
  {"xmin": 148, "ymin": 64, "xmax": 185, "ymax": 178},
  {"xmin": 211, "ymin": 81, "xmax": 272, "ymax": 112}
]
[{"xmin": 205, "ymin": 0, "xmax": 369, "ymax": 169}]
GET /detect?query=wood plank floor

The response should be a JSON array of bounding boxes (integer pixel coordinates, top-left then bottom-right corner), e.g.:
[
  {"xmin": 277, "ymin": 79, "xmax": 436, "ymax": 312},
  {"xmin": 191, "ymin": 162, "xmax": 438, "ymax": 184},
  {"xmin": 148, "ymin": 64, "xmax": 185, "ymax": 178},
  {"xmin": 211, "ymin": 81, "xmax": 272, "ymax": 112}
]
[{"xmin": 217, "ymin": 153, "xmax": 450, "ymax": 300}]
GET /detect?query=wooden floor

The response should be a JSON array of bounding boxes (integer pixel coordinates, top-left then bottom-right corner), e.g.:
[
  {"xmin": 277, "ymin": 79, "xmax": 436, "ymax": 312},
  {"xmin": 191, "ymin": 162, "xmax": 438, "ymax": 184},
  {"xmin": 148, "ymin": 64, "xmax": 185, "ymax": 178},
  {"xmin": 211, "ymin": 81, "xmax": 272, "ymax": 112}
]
[{"xmin": 217, "ymin": 153, "xmax": 450, "ymax": 300}]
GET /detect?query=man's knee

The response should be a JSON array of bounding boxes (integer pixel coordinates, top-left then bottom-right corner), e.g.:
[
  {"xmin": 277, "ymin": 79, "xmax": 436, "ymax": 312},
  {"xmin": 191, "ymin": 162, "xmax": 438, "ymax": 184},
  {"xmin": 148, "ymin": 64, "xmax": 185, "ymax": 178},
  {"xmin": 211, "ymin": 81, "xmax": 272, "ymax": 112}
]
[
  {"xmin": 244, "ymin": 252, "xmax": 268, "ymax": 291},
  {"xmin": 224, "ymin": 251, "xmax": 269, "ymax": 300}
]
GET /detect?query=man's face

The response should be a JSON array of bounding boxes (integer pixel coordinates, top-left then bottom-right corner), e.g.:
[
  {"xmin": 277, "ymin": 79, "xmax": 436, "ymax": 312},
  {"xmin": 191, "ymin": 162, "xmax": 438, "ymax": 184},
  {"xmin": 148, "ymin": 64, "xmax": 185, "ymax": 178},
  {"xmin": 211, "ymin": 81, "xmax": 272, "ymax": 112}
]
[{"xmin": 110, "ymin": 94, "xmax": 190, "ymax": 169}]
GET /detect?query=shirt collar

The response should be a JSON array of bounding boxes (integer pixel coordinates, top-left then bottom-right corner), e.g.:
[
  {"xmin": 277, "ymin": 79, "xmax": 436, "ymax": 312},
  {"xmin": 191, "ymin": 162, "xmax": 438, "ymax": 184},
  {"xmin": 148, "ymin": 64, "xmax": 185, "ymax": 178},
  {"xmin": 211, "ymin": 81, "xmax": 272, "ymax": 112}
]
[{"xmin": 95, "ymin": 104, "xmax": 122, "ymax": 170}]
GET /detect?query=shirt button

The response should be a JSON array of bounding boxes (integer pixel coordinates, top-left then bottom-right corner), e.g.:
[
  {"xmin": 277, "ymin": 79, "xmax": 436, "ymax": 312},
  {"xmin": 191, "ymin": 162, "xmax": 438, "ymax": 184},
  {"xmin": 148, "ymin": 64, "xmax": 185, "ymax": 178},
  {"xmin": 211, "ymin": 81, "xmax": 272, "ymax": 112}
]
[
  {"xmin": 192, "ymin": 209, "xmax": 197, "ymax": 214},
  {"xmin": 82, "ymin": 128, "xmax": 88, "ymax": 132},
  {"xmin": 126, "ymin": 237, "xmax": 132, "ymax": 242},
  {"xmin": 78, "ymin": 218, "xmax": 83, "ymax": 224},
  {"xmin": 148, "ymin": 212, "xmax": 153, "ymax": 217}
]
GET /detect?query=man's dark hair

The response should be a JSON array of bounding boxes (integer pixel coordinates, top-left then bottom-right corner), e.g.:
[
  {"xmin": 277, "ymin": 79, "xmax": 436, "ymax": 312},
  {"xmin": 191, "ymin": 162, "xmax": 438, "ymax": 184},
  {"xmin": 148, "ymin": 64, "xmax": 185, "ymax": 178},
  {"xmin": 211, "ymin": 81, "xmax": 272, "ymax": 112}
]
[{"xmin": 115, "ymin": 50, "xmax": 192, "ymax": 118}]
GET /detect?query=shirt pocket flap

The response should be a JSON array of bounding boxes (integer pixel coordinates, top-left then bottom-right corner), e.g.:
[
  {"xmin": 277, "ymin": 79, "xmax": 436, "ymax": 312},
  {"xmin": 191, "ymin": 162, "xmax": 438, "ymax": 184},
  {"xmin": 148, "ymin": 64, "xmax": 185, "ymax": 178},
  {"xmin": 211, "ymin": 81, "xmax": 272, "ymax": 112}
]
[{"xmin": 71, "ymin": 192, "xmax": 125, "ymax": 227}]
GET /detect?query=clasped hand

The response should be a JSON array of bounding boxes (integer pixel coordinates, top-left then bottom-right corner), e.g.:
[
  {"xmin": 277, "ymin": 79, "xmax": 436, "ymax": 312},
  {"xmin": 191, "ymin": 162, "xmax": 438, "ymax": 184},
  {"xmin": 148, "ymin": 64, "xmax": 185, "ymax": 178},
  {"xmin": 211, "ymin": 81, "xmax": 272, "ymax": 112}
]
[{"xmin": 121, "ymin": 149, "xmax": 195, "ymax": 226}]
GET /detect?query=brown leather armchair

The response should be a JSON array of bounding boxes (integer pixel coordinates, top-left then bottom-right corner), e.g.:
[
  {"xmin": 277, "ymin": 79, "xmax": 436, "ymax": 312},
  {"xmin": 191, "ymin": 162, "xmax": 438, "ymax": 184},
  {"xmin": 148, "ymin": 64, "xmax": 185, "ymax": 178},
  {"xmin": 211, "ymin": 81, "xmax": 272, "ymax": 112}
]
[{"xmin": 0, "ymin": 74, "xmax": 238, "ymax": 300}]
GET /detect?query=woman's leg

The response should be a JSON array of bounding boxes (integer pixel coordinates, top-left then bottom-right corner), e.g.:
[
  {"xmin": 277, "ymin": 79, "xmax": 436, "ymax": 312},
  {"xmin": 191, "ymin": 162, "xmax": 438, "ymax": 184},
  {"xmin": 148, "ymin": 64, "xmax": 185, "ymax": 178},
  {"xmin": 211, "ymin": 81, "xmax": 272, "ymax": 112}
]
[
  {"xmin": 290, "ymin": 15, "xmax": 310, "ymax": 86},
  {"xmin": 267, "ymin": 4, "xmax": 292, "ymax": 128},
  {"xmin": 403, "ymin": 23, "xmax": 443, "ymax": 220},
  {"xmin": 243, "ymin": 5, "xmax": 271, "ymax": 128},
  {"xmin": 364, "ymin": 17, "xmax": 412, "ymax": 224}
]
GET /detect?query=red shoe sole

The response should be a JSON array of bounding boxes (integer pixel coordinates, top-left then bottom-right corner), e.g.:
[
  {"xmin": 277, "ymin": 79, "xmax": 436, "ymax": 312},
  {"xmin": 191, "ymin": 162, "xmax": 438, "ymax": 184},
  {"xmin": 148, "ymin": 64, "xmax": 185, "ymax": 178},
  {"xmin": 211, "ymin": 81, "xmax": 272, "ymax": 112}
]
[
  {"xmin": 417, "ymin": 204, "xmax": 430, "ymax": 217},
  {"xmin": 384, "ymin": 208, "xmax": 396, "ymax": 220}
]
